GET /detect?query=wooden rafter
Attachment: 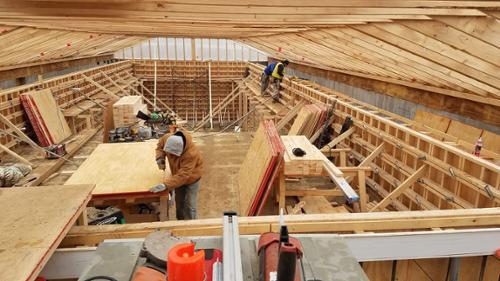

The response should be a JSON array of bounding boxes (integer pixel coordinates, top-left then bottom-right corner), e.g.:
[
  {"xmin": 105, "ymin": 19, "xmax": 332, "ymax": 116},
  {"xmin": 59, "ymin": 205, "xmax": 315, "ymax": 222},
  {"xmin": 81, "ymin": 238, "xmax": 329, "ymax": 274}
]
[{"xmin": 370, "ymin": 165, "xmax": 428, "ymax": 212}]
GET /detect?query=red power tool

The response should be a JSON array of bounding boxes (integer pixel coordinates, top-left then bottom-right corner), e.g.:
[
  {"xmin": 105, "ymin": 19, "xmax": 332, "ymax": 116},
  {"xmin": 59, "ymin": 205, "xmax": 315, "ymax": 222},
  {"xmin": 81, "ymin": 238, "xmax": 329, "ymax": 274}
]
[{"xmin": 258, "ymin": 216, "xmax": 304, "ymax": 281}]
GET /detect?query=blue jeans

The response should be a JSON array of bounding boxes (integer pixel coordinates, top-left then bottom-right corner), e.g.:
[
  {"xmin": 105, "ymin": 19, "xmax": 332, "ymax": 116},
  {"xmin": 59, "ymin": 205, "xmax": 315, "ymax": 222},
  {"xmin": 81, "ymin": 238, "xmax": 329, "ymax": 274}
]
[{"xmin": 174, "ymin": 180, "xmax": 200, "ymax": 220}]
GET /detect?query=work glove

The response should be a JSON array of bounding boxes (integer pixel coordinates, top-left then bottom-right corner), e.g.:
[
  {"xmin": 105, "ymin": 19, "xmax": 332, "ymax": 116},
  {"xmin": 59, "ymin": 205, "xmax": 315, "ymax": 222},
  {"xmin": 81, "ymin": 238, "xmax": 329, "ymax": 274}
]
[
  {"xmin": 156, "ymin": 158, "xmax": 166, "ymax": 170},
  {"xmin": 150, "ymin": 183, "xmax": 167, "ymax": 193}
]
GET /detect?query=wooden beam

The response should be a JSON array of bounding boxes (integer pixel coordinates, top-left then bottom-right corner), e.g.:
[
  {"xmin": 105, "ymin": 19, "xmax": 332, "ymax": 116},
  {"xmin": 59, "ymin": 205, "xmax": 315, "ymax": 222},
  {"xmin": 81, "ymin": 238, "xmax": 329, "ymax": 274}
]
[
  {"xmin": 61, "ymin": 208, "xmax": 500, "ymax": 246},
  {"xmin": 286, "ymin": 188, "xmax": 344, "ymax": 197},
  {"xmin": 321, "ymin": 127, "xmax": 355, "ymax": 152},
  {"xmin": 0, "ymin": 55, "xmax": 113, "ymax": 80},
  {"xmin": 370, "ymin": 165, "xmax": 428, "ymax": 212},
  {"xmin": 0, "ymin": 113, "xmax": 42, "ymax": 151},
  {"xmin": 81, "ymin": 73, "xmax": 119, "ymax": 99},
  {"xmin": 359, "ymin": 143, "xmax": 384, "ymax": 167},
  {"xmin": 358, "ymin": 170, "xmax": 367, "ymax": 212},
  {"xmin": 123, "ymin": 73, "xmax": 174, "ymax": 112},
  {"xmin": 276, "ymin": 100, "xmax": 306, "ymax": 131},
  {"xmin": 16, "ymin": 128, "xmax": 100, "ymax": 187},
  {"xmin": 100, "ymin": 71, "xmax": 128, "ymax": 96},
  {"xmin": 0, "ymin": 143, "xmax": 33, "ymax": 165},
  {"xmin": 309, "ymin": 112, "xmax": 335, "ymax": 143}
]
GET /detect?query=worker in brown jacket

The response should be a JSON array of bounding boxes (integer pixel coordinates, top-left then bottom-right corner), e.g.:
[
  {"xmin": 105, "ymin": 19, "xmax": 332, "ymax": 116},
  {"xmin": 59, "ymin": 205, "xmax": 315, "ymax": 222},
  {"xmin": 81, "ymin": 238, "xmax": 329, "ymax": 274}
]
[{"xmin": 150, "ymin": 129, "xmax": 203, "ymax": 220}]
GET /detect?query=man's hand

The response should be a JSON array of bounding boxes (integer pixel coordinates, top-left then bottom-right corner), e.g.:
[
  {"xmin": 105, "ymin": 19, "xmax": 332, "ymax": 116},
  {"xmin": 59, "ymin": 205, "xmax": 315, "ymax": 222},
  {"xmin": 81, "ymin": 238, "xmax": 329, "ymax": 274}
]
[
  {"xmin": 156, "ymin": 158, "xmax": 166, "ymax": 170},
  {"xmin": 150, "ymin": 183, "xmax": 167, "ymax": 193}
]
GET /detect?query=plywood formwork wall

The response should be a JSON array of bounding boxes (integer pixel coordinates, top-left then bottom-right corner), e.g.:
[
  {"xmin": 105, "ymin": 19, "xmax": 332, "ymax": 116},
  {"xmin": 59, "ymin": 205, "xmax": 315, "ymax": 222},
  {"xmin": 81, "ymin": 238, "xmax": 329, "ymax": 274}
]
[
  {"xmin": 133, "ymin": 60, "xmax": 247, "ymax": 123},
  {"xmin": 0, "ymin": 61, "xmax": 134, "ymax": 149},
  {"xmin": 282, "ymin": 61, "xmax": 500, "ymax": 128},
  {"xmin": 246, "ymin": 63, "xmax": 500, "ymax": 212}
]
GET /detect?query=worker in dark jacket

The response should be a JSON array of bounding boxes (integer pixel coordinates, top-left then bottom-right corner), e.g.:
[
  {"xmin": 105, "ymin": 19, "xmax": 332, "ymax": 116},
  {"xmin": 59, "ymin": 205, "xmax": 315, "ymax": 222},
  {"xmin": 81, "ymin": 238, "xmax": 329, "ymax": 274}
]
[
  {"xmin": 261, "ymin": 59, "xmax": 289, "ymax": 102},
  {"xmin": 150, "ymin": 129, "xmax": 204, "ymax": 220}
]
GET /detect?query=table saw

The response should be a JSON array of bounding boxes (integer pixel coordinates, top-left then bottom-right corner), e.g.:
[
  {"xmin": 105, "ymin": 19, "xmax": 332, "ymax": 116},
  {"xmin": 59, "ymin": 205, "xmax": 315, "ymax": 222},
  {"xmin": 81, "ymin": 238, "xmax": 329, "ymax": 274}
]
[{"xmin": 78, "ymin": 214, "xmax": 369, "ymax": 281}]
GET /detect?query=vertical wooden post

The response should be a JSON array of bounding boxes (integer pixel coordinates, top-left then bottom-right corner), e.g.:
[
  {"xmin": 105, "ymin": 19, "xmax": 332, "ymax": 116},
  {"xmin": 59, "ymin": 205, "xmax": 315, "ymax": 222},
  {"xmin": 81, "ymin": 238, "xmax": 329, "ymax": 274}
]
[
  {"xmin": 76, "ymin": 207, "xmax": 88, "ymax": 226},
  {"xmin": 159, "ymin": 195, "xmax": 169, "ymax": 221},
  {"xmin": 358, "ymin": 170, "xmax": 367, "ymax": 212},
  {"xmin": 238, "ymin": 82, "xmax": 242, "ymax": 120},
  {"xmin": 340, "ymin": 151, "xmax": 347, "ymax": 167},
  {"xmin": 208, "ymin": 61, "xmax": 213, "ymax": 129},
  {"xmin": 278, "ymin": 163, "xmax": 286, "ymax": 210},
  {"xmin": 154, "ymin": 61, "xmax": 157, "ymax": 111}
]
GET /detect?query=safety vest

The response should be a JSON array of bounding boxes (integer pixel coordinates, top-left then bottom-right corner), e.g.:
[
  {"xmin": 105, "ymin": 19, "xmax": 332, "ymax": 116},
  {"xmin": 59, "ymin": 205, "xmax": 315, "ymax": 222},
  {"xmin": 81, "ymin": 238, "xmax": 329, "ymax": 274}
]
[{"xmin": 271, "ymin": 62, "xmax": 285, "ymax": 79}]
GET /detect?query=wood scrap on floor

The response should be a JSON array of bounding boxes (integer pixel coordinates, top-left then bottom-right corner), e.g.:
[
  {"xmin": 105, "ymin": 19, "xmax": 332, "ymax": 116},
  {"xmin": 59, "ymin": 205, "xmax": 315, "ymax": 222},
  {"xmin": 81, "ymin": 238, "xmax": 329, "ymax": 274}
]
[
  {"xmin": 238, "ymin": 120, "xmax": 284, "ymax": 216},
  {"xmin": 300, "ymin": 196, "xmax": 349, "ymax": 214},
  {"xmin": 0, "ymin": 184, "xmax": 94, "ymax": 281},
  {"xmin": 20, "ymin": 89, "xmax": 72, "ymax": 146}
]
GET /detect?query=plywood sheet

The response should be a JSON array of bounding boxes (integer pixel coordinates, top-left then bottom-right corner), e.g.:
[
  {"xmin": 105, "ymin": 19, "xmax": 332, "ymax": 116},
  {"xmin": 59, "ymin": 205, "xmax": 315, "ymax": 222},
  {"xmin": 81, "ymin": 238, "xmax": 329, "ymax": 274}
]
[
  {"xmin": 238, "ymin": 123, "xmax": 273, "ymax": 215},
  {"xmin": 21, "ymin": 89, "xmax": 72, "ymax": 145},
  {"xmin": 288, "ymin": 106, "xmax": 312, "ymax": 135},
  {"xmin": 65, "ymin": 141, "xmax": 164, "ymax": 196},
  {"xmin": 288, "ymin": 104, "xmax": 327, "ymax": 138},
  {"xmin": 413, "ymin": 109, "xmax": 451, "ymax": 132},
  {"xmin": 481, "ymin": 130, "xmax": 500, "ymax": 154},
  {"xmin": 37, "ymin": 88, "xmax": 71, "ymax": 142},
  {"xmin": 483, "ymin": 256, "xmax": 500, "ymax": 281},
  {"xmin": 0, "ymin": 184, "xmax": 94, "ymax": 281},
  {"xmin": 447, "ymin": 120, "xmax": 483, "ymax": 144}
]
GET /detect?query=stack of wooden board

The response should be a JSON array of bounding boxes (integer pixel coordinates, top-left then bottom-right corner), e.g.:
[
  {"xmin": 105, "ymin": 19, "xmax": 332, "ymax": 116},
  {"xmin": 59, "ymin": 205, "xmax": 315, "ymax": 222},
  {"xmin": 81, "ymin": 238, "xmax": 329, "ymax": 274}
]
[
  {"xmin": 281, "ymin": 135, "xmax": 325, "ymax": 176},
  {"xmin": 20, "ymin": 89, "xmax": 72, "ymax": 146},
  {"xmin": 288, "ymin": 104, "xmax": 327, "ymax": 138},
  {"xmin": 238, "ymin": 120, "xmax": 285, "ymax": 216},
  {"xmin": 0, "ymin": 184, "xmax": 94, "ymax": 281},
  {"xmin": 113, "ymin": 96, "xmax": 147, "ymax": 127}
]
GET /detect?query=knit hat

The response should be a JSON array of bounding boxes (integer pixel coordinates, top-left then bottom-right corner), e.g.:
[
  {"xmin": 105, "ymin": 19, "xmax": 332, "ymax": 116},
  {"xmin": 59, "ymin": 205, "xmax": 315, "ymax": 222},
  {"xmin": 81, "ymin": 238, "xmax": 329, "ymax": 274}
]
[{"xmin": 164, "ymin": 135, "xmax": 184, "ymax": 156}]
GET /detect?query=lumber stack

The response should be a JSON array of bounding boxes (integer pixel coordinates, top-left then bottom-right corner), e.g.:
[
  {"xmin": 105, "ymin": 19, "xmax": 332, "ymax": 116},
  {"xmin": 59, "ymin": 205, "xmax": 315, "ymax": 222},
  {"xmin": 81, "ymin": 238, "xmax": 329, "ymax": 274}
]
[
  {"xmin": 281, "ymin": 135, "xmax": 325, "ymax": 176},
  {"xmin": 238, "ymin": 120, "xmax": 285, "ymax": 216},
  {"xmin": 20, "ymin": 89, "xmax": 72, "ymax": 146},
  {"xmin": 288, "ymin": 104, "xmax": 327, "ymax": 138},
  {"xmin": 112, "ymin": 96, "xmax": 147, "ymax": 127}
]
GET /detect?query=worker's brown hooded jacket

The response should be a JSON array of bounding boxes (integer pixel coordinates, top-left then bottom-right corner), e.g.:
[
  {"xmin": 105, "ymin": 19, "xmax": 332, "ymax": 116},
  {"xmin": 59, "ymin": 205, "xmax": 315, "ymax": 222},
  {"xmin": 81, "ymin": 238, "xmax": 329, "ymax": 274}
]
[{"xmin": 155, "ymin": 130, "xmax": 203, "ymax": 190}]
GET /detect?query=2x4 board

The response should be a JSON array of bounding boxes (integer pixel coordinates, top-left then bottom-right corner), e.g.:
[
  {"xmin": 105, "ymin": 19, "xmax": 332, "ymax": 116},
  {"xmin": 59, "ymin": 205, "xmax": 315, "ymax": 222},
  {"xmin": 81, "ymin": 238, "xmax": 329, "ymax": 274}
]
[{"xmin": 0, "ymin": 184, "xmax": 94, "ymax": 281}]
